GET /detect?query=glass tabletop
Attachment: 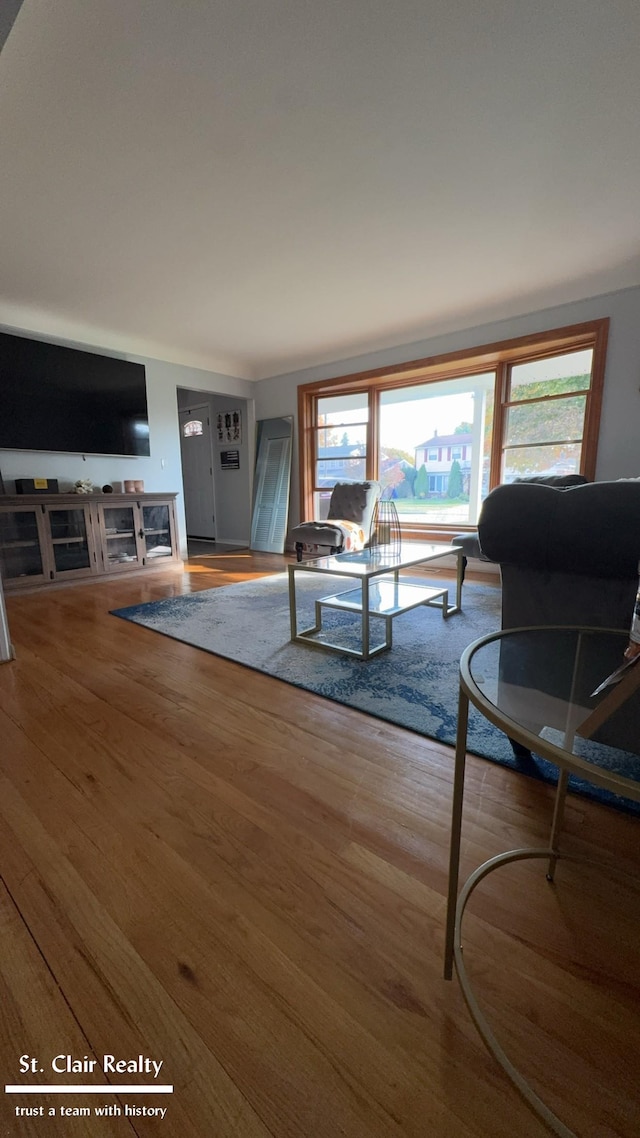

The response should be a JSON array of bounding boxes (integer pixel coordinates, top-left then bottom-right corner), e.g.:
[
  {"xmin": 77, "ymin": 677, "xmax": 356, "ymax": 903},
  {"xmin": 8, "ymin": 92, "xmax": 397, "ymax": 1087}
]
[
  {"xmin": 290, "ymin": 542, "xmax": 459, "ymax": 576},
  {"xmin": 462, "ymin": 626, "xmax": 640, "ymax": 795}
]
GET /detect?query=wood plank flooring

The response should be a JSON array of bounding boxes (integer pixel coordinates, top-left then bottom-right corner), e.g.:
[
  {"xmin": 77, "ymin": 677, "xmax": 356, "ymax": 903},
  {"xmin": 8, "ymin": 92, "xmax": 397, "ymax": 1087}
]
[{"xmin": 0, "ymin": 550, "xmax": 638, "ymax": 1138}]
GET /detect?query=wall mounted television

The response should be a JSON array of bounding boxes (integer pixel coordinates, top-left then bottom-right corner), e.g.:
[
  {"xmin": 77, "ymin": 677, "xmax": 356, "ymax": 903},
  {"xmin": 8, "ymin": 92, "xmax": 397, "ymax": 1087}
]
[{"xmin": 0, "ymin": 331, "xmax": 150, "ymax": 457}]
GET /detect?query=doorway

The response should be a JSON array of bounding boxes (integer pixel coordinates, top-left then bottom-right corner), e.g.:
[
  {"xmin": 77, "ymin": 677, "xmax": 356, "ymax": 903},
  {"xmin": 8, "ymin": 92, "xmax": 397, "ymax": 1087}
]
[{"xmin": 178, "ymin": 404, "xmax": 216, "ymax": 540}]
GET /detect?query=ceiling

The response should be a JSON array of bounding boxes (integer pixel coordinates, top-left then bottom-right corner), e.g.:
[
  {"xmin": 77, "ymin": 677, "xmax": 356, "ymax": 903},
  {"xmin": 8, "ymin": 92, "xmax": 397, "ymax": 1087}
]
[{"xmin": 1, "ymin": 1, "xmax": 640, "ymax": 381}]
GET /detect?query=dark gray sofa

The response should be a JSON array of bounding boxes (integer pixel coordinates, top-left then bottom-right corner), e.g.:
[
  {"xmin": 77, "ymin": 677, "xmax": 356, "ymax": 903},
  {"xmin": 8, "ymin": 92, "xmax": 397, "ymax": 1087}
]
[{"xmin": 477, "ymin": 479, "xmax": 640, "ymax": 758}]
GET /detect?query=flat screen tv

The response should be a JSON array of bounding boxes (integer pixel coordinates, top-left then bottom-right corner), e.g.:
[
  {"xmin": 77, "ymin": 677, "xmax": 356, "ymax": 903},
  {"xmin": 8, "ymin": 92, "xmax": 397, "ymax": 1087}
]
[{"xmin": 0, "ymin": 332, "xmax": 150, "ymax": 457}]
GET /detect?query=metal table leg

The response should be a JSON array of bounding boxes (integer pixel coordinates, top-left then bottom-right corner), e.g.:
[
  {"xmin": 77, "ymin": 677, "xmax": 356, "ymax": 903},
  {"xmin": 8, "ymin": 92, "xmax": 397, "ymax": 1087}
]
[{"xmin": 444, "ymin": 683, "xmax": 469, "ymax": 980}]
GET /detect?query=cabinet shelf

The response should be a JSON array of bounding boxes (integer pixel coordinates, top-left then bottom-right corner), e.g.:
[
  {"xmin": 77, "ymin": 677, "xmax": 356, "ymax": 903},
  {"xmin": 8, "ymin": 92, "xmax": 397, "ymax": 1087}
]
[{"xmin": 1, "ymin": 492, "xmax": 179, "ymax": 591}]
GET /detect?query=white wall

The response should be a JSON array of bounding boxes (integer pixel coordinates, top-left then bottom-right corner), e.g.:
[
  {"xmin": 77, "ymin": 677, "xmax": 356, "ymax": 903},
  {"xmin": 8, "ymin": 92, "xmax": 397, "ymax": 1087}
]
[
  {"xmin": 254, "ymin": 285, "xmax": 640, "ymax": 530},
  {"xmin": 0, "ymin": 328, "xmax": 254, "ymax": 557}
]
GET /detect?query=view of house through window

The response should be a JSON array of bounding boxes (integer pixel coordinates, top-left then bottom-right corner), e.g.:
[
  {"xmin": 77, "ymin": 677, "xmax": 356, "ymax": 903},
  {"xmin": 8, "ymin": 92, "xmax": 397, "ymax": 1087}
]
[
  {"xmin": 379, "ymin": 374, "xmax": 494, "ymax": 526},
  {"xmin": 299, "ymin": 321, "xmax": 606, "ymax": 537}
]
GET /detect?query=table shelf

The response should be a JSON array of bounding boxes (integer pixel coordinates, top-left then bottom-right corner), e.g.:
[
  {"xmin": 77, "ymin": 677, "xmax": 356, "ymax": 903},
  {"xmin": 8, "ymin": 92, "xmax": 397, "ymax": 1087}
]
[{"xmin": 320, "ymin": 580, "xmax": 448, "ymax": 617}]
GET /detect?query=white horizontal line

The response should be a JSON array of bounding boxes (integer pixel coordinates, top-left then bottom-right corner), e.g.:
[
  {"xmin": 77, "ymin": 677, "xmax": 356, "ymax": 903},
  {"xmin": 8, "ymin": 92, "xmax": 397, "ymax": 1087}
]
[{"xmin": 5, "ymin": 1085, "xmax": 173, "ymax": 1094}]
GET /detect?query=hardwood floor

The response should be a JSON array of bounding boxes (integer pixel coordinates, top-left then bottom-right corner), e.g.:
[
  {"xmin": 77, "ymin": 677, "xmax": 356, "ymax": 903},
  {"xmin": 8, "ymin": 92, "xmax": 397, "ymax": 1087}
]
[{"xmin": 0, "ymin": 551, "xmax": 638, "ymax": 1138}]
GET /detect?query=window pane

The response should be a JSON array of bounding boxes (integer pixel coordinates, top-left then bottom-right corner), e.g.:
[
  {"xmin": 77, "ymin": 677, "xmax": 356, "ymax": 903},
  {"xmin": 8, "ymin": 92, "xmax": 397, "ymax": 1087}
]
[
  {"xmin": 318, "ymin": 393, "xmax": 369, "ymax": 425},
  {"xmin": 509, "ymin": 350, "xmax": 592, "ymax": 401},
  {"xmin": 502, "ymin": 442, "xmax": 582, "ymax": 483},
  {"xmin": 378, "ymin": 373, "xmax": 494, "ymax": 526},
  {"xmin": 505, "ymin": 395, "xmax": 586, "ymax": 447},
  {"xmin": 317, "ymin": 425, "xmax": 367, "ymax": 455},
  {"xmin": 316, "ymin": 385, "xmax": 368, "ymax": 493},
  {"xmin": 316, "ymin": 417, "xmax": 367, "ymax": 489},
  {"xmin": 316, "ymin": 456, "xmax": 367, "ymax": 487}
]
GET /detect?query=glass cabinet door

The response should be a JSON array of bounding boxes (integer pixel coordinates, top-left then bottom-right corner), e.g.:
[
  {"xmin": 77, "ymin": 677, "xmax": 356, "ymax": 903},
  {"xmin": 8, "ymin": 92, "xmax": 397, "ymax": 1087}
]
[
  {"xmin": 141, "ymin": 503, "xmax": 174, "ymax": 562},
  {"xmin": 46, "ymin": 506, "xmax": 95, "ymax": 578},
  {"xmin": 101, "ymin": 505, "xmax": 143, "ymax": 570},
  {"xmin": 0, "ymin": 508, "xmax": 47, "ymax": 584}
]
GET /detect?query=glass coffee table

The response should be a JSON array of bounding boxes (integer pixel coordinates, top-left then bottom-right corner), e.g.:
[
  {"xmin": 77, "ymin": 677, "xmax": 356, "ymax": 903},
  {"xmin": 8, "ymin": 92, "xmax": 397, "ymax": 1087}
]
[
  {"xmin": 444, "ymin": 626, "xmax": 640, "ymax": 1138},
  {"xmin": 288, "ymin": 542, "xmax": 463, "ymax": 660}
]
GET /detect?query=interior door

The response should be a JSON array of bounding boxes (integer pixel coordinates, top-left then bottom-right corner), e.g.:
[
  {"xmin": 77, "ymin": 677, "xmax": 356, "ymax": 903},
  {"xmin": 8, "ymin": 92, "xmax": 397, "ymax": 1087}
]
[{"xmin": 179, "ymin": 406, "xmax": 216, "ymax": 539}]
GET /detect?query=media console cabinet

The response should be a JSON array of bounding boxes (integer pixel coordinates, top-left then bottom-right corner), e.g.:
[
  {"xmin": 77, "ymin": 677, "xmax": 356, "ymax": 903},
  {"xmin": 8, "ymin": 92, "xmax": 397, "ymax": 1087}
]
[{"xmin": 0, "ymin": 492, "xmax": 180, "ymax": 591}]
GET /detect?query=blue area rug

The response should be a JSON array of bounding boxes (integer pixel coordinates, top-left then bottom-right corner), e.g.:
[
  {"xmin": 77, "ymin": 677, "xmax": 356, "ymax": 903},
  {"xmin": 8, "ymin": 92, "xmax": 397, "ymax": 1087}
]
[{"xmin": 111, "ymin": 573, "xmax": 639, "ymax": 816}]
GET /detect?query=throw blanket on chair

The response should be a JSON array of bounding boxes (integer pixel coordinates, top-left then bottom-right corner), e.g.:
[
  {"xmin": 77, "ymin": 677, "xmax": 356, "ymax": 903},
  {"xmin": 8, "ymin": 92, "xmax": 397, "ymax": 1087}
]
[{"xmin": 300, "ymin": 519, "xmax": 367, "ymax": 558}]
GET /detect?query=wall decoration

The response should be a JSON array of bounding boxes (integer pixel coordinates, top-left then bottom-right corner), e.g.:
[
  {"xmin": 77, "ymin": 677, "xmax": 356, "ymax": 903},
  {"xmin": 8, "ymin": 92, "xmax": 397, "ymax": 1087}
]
[
  {"xmin": 217, "ymin": 409, "xmax": 242, "ymax": 444},
  {"xmin": 220, "ymin": 450, "xmax": 240, "ymax": 470}
]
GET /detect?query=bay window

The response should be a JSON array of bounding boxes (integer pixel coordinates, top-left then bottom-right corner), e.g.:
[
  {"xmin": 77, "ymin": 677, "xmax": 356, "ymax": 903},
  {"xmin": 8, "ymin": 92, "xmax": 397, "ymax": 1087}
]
[{"xmin": 297, "ymin": 319, "xmax": 608, "ymax": 537}]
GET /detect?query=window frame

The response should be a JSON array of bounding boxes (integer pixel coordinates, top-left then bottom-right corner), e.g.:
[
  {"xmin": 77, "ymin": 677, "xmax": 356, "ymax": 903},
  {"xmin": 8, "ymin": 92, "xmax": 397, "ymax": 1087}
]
[
  {"xmin": 297, "ymin": 319, "xmax": 608, "ymax": 540},
  {"xmin": 314, "ymin": 396, "xmax": 369, "ymax": 501}
]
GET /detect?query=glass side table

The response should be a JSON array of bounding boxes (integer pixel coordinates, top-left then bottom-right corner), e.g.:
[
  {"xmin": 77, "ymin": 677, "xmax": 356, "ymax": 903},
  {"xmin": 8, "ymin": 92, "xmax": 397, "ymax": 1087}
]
[{"xmin": 444, "ymin": 627, "xmax": 640, "ymax": 1138}]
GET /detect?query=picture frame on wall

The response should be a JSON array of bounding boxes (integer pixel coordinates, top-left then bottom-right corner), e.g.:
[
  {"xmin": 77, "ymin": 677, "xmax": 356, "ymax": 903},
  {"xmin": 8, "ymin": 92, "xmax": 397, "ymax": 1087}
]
[{"xmin": 217, "ymin": 409, "xmax": 242, "ymax": 444}]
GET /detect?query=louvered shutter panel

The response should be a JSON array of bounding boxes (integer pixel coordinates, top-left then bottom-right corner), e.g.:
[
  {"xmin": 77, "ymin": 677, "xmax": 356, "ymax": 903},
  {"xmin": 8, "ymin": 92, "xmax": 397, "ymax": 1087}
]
[{"xmin": 250, "ymin": 434, "xmax": 292, "ymax": 553}]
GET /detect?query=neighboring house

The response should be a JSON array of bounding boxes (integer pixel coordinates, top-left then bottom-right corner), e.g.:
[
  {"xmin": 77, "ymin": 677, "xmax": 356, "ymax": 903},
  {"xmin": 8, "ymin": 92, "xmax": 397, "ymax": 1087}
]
[{"xmin": 414, "ymin": 431, "xmax": 473, "ymax": 497}]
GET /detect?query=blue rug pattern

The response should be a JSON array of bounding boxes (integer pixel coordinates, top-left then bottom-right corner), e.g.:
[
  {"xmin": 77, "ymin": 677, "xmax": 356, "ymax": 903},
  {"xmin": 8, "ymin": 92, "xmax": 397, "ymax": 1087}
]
[{"xmin": 112, "ymin": 574, "xmax": 639, "ymax": 816}]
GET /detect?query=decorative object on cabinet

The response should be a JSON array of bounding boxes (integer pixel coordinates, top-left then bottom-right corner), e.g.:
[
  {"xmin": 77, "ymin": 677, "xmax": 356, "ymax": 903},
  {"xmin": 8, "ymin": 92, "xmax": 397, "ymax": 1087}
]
[
  {"xmin": 0, "ymin": 492, "xmax": 179, "ymax": 591},
  {"xmin": 15, "ymin": 477, "xmax": 59, "ymax": 494}
]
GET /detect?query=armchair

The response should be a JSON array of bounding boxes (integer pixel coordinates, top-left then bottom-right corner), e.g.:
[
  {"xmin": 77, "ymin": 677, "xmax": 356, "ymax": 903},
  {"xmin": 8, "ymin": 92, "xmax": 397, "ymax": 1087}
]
[
  {"xmin": 291, "ymin": 480, "xmax": 382, "ymax": 562},
  {"xmin": 478, "ymin": 479, "xmax": 640, "ymax": 632}
]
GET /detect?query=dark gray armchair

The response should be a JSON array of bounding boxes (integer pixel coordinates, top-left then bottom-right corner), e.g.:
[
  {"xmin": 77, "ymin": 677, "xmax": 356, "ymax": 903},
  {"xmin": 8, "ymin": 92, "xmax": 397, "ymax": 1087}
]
[
  {"xmin": 478, "ymin": 479, "xmax": 640, "ymax": 757},
  {"xmin": 478, "ymin": 479, "xmax": 640, "ymax": 632}
]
